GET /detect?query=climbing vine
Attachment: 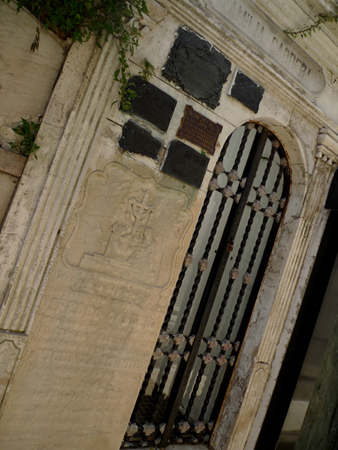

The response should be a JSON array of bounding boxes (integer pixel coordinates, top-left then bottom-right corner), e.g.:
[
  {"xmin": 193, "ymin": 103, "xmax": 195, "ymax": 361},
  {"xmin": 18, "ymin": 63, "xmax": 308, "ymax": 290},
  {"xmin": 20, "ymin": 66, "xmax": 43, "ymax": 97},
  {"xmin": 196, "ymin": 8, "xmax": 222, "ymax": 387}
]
[
  {"xmin": 3, "ymin": 0, "xmax": 152, "ymax": 110},
  {"xmin": 285, "ymin": 12, "xmax": 338, "ymax": 38}
]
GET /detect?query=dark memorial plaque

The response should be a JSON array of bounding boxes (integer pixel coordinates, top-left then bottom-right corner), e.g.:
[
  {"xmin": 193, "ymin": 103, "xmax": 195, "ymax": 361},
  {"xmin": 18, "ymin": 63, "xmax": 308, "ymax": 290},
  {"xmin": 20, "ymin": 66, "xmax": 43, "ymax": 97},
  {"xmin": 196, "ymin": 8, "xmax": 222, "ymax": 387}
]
[
  {"xmin": 163, "ymin": 28, "xmax": 231, "ymax": 109},
  {"xmin": 229, "ymin": 71, "xmax": 265, "ymax": 113},
  {"xmin": 177, "ymin": 105, "xmax": 222, "ymax": 155},
  {"xmin": 161, "ymin": 140, "xmax": 209, "ymax": 188},
  {"xmin": 125, "ymin": 76, "xmax": 177, "ymax": 132},
  {"xmin": 119, "ymin": 120, "xmax": 162, "ymax": 159}
]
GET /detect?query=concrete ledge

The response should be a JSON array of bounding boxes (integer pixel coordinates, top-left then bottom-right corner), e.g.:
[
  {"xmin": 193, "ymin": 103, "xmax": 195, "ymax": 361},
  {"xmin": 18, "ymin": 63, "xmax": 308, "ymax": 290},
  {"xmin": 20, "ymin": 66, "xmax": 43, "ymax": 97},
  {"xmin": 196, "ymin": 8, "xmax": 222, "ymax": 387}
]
[{"xmin": 0, "ymin": 147, "xmax": 27, "ymax": 178}]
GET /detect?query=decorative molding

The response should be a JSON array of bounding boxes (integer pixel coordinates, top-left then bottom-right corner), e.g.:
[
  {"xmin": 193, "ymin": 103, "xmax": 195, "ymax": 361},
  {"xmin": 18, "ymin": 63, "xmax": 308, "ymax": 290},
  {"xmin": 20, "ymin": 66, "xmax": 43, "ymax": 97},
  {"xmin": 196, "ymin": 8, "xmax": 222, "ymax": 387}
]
[
  {"xmin": 206, "ymin": 0, "xmax": 326, "ymax": 96},
  {"xmin": 139, "ymin": 0, "xmax": 167, "ymax": 31},
  {"xmin": 225, "ymin": 153, "xmax": 333, "ymax": 449},
  {"xmin": 318, "ymin": 0, "xmax": 338, "ymax": 13},
  {"xmin": 0, "ymin": 37, "xmax": 119, "ymax": 333},
  {"xmin": 316, "ymin": 126, "xmax": 338, "ymax": 166}
]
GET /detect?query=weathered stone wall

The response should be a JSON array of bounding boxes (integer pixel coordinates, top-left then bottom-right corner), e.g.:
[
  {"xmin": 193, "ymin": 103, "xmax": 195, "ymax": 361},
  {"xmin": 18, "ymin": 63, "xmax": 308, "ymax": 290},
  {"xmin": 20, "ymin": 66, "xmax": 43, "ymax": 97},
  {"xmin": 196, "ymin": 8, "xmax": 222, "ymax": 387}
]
[
  {"xmin": 0, "ymin": 148, "xmax": 26, "ymax": 225},
  {"xmin": 0, "ymin": 1, "xmax": 66, "ymax": 228},
  {"xmin": 0, "ymin": 1, "xmax": 66, "ymax": 129},
  {"xmin": 0, "ymin": 1, "xmax": 338, "ymax": 450}
]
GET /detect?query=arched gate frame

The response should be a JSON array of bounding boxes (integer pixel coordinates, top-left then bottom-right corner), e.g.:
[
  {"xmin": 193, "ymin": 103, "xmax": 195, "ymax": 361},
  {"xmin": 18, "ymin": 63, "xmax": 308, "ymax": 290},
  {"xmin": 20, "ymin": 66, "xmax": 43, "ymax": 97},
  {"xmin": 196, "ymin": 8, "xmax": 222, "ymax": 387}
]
[{"xmin": 123, "ymin": 122, "xmax": 290, "ymax": 447}]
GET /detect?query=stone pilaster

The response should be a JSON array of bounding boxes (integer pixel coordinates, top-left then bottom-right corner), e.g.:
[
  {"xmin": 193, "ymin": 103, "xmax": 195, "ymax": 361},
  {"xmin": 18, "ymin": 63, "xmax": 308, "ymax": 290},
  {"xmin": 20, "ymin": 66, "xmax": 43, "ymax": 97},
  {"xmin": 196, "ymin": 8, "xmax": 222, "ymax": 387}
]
[{"xmin": 225, "ymin": 127, "xmax": 338, "ymax": 450}]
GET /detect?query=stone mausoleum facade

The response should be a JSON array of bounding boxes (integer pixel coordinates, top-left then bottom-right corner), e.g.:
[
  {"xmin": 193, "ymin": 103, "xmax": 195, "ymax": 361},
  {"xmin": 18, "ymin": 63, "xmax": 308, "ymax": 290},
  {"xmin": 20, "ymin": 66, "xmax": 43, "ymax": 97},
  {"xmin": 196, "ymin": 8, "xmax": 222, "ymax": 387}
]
[{"xmin": 1, "ymin": 1, "xmax": 338, "ymax": 449}]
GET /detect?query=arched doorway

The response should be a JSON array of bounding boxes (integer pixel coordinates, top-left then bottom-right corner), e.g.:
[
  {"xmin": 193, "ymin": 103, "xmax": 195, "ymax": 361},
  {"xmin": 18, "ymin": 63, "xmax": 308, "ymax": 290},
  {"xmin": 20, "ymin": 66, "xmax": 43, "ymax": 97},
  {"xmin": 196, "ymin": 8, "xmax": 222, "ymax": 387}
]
[{"xmin": 122, "ymin": 123, "xmax": 290, "ymax": 447}]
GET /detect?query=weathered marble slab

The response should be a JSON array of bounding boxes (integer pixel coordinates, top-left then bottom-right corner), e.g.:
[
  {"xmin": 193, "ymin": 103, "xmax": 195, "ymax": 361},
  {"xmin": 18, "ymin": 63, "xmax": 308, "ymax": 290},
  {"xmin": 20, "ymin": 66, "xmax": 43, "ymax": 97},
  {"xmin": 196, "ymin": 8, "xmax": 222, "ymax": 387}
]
[
  {"xmin": 163, "ymin": 27, "xmax": 232, "ymax": 108},
  {"xmin": 0, "ymin": 340, "xmax": 20, "ymax": 405},
  {"xmin": 119, "ymin": 120, "xmax": 163, "ymax": 159},
  {"xmin": 125, "ymin": 76, "xmax": 177, "ymax": 132},
  {"xmin": 229, "ymin": 70, "xmax": 264, "ymax": 113},
  {"xmin": 0, "ymin": 162, "xmax": 192, "ymax": 450}
]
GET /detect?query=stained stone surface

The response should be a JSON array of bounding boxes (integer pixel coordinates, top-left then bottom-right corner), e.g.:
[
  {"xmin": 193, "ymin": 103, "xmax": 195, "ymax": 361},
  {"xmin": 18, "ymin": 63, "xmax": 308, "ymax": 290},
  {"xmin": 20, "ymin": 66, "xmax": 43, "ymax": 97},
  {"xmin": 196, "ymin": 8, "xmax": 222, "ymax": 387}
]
[
  {"xmin": 229, "ymin": 71, "xmax": 265, "ymax": 113},
  {"xmin": 162, "ymin": 28, "xmax": 231, "ymax": 109},
  {"xmin": 125, "ymin": 76, "xmax": 177, "ymax": 132},
  {"xmin": 0, "ymin": 341, "xmax": 20, "ymax": 404},
  {"xmin": 0, "ymin": 162, "xmax": 192, "ymax": 450},
  {"xmin": 0, "ymin": 1, "xmax": 66, "ymax": 127},
  {"xmin": 0, "ymin": 171, "xmax": 19, "ymax": 225},
  {"xmin": 119, "ymin": 120, "xmax": 163, "ymax": 159},
  {"xmin": 161, "ymin": 140, "xmax": 209, "ymax": 188}
]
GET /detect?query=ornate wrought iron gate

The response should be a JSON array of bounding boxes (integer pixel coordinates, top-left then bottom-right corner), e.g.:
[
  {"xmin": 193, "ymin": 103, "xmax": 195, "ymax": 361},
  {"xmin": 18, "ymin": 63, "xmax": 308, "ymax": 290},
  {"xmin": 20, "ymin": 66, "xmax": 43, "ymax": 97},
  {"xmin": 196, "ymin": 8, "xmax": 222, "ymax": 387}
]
[{"xmin": 122, "ymin": 123, "xmax": 290, "ymax": 447}]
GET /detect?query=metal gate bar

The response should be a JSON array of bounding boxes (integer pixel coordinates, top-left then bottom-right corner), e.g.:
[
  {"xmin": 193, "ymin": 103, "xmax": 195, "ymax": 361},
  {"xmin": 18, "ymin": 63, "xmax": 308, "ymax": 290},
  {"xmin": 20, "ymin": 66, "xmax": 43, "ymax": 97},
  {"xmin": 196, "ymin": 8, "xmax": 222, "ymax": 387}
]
[
  {"xmin": 178, "ymin": 136, "xmax": 284, "ymax": 426},
  {"xmin": 122, "ymin": 124, "xmax": 289, "ymax": 448},
  {"xmin": 128, "ymin": 125, "xmax": 254, "ymax": 428},
  {"xmin": 193, "ymin": 143, "xmax": 288, "ymax": 424},
  {"xmin": 158, "ymin": 127, "xmax": 270, "ymax": 446}
]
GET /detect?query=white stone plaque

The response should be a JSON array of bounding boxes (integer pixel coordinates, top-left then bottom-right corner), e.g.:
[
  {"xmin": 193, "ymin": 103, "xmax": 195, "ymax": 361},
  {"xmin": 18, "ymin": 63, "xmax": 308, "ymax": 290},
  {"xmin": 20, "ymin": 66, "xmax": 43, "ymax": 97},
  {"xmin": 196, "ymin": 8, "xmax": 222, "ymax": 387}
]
[{"xmin": 0, "ymin": 162, "xmax": 192, "ymax": 450}]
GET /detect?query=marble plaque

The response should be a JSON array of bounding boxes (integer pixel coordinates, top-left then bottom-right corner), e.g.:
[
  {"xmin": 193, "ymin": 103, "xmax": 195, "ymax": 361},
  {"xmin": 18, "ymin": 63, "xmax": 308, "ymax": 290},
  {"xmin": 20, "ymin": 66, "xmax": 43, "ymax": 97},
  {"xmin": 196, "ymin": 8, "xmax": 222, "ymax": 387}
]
[
  {"xmin": 161, "ymin": 140, "xmax": 209, "ymax": 188},
  {"xmin": 0, "ymin": 161, "xmax": 192, "ymax": 450},
  {"xmin": 176, "ymin": 105, "xmax": 223, "ymax": 155},
  {"xmin": 206, "ymin": 0, "xmax": 325, "ymax": 96},
  {"xmin": 229, "ymin": 71, "xmax": 264, "ymax": 113},
  {"xmin": 125, "ymin": 76, "xmax": 177, "ymax": 132},
  {"xmin": 163, "ymin": 28, "xmax": 231, "ymax": 109},
  {"xmin": 119, "ymin": 120, "xmax": 163, "ymax": 159}
]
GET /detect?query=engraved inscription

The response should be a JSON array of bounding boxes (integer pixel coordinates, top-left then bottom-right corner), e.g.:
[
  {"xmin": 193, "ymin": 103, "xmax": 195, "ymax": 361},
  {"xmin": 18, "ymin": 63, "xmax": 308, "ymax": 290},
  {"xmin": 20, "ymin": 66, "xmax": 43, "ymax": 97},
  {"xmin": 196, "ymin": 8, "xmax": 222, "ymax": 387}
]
[
  {"xmin": 0, "ymin": 160, "xmax": 193, "ymax": 449},
  {"xmin": 162, "ymin": 140, "xmax": 209, "ymax": 188},
  {"xmin": 206, "ymin": 0, "xmax": 325, "ymax": 95},
  {"xmin": 0, "ymin": 272, "xmax": 172, "ymax": 449},
  {"xmin": 229, "ymin": 71, "xmax": 264, "ymax": 113},
  {"xmin": 63, "ymin": 162, "xmax": 192, "ymax": 288},
  {"xmin": 177, "ymin": 105, "xmax": 223, "ymax": 155},
  {"xmin": 126, "ymin": 76, "xmax": 177, "ymax": 132},
  {"xmin": 163, "ymin": 28, "xmax": 231, "ymax": 108}
]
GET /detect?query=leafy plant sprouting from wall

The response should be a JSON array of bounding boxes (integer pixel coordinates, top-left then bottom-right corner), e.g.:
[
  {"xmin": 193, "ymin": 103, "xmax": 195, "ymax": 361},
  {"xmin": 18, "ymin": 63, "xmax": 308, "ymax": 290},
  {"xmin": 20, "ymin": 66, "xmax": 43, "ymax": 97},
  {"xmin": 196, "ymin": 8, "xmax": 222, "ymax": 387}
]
[
  {"xmin": 10, "ymin": 118, "xmax": 40, "ymax": 159},
  {"xmin": 285, "ymin": 12, "xmax": 338, "ymax": 38},
  {"xmin": 2, "ymin": 0, "xmax": 153, "ymax": 110}
]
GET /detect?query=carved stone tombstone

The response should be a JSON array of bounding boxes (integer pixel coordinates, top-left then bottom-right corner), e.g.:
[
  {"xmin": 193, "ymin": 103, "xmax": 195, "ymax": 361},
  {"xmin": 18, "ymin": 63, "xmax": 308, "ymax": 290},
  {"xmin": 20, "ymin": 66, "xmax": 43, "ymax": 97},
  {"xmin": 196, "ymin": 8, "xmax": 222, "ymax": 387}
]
[{"xmin": 0, "ymin": 161, "xmax": 192, "ymax": 450}]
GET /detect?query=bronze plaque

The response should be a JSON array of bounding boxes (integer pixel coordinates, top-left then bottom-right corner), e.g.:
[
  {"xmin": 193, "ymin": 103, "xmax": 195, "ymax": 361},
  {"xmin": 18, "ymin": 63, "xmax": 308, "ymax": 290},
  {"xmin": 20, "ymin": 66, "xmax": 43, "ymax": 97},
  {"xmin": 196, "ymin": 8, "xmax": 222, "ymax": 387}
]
[{"xmin": 176, "ymin": 105, "xmax": 223, "ymax": 155}]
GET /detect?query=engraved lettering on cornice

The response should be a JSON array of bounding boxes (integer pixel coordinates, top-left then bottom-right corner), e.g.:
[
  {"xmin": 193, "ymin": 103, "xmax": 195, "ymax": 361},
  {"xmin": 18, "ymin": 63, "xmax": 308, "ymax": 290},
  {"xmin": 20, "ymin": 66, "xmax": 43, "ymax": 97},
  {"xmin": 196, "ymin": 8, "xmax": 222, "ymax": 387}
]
[
  {"xmin": 205, "ymin": 0, "xmax": 326, "ymax": 95},
  {"xmin": 63, "ymin": 162, "xmax": 192, "ymax": 288}
]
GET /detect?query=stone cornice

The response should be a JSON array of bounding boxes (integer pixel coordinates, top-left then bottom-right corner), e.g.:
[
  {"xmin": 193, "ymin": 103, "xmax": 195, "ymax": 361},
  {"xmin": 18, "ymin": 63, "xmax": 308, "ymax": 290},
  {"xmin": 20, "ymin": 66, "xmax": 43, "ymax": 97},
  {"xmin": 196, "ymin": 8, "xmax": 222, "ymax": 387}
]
[
  {"xmin": 158, "ymin": 0, "xmax": 338, "ymax": 134},
  {"xmin": 251, "ymin": 0, "xmax": 338, "ymax": 75},
  {"xmin": 316, "ymin": 126, "xmax": 338, "ymax": 165}
]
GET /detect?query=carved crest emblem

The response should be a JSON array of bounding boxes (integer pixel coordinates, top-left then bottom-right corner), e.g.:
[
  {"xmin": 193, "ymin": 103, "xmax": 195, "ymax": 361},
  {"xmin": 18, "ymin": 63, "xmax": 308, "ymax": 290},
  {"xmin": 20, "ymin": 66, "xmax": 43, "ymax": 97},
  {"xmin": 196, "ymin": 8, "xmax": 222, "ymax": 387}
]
[{"xmin": 63, "ymin": 162, "xmax": 191, "ymax": 288}]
